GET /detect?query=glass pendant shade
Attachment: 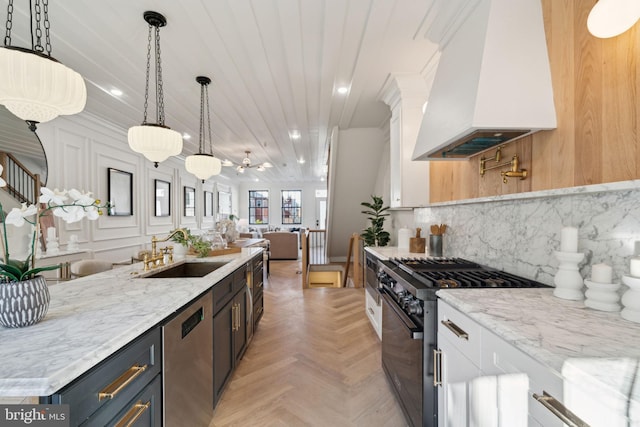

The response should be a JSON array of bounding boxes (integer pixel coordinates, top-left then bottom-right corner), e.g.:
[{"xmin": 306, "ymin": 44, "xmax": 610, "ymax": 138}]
[
  {"xmin": 128, "ymin": 124, "xmax": 182, "ymax": 165},
  {"xmin": 588, "ymin": 0, "xmax": 640, "ymax": 38},
  {"xmin": 0, "ymin": 48, "xmax": 86, "ymax": 124},
  {"xmin": 185, "ymin": 153, "xmax": 222, "ymax": 181}
]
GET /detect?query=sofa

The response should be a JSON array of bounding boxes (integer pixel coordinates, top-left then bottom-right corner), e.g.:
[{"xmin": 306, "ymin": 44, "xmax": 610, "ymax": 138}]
[{"xmin": 262, "ymin": 231, "xmax": 299, "ymax": 260}]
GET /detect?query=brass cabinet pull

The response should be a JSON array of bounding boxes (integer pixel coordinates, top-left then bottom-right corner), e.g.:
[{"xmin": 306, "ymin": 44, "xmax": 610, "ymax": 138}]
[
  {"xmin": 368, "ymin": 307, "xmax": 375, "ymax": 316},
  {"xmin": 231, "ymin": 305, "xmax": 237, "ymax": 331},
  {"xmin": 114, "ymin": 400, "xmax": 151, "ymax": 427},
  {"xmin": 533, "ymin": 391, "xmax": 590, "ymax": 427},
  {"xmin": 441, "ymin": 319, "xmax": 469, "ymax": 340},
  {"xmin": 235, "ymin": 303, "xmax": 241, "ymax": 331},
  {"xmin": 433, "ymin": 349, "xmax": 442, "ymax": 387},
  {"xmin": 98, "ymin": 365, "xmax": 147, "ymax": 401}
]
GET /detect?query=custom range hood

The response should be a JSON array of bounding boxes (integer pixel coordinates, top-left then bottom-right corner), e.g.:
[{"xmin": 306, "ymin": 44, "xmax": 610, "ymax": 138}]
[{"xmin": 413, "ymin": 0, "xmax": 556, "ymax": 160}]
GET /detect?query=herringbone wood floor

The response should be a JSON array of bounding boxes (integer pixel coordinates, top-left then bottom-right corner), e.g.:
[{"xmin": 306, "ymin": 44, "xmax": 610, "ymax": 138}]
[{"xmin": 210, "ymin": 260, "xmax": 407, "ymax": 427}]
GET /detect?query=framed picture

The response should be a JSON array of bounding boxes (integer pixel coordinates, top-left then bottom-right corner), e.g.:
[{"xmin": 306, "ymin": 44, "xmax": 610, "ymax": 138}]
[
  {"xmin": 218, "ymin": 190, "xmax": 231, "ymax": 215},
  {"xmin": 204, "ymin": 191, "xmax": 214, "ymax": 217},
  {"xmin": 154, "ymin": 179, "xmax": 171, "ymax": 217},
  {"xmin": 107, "ymin": 168, "xmax": 133, "ymax": 216},
  {"xmin": 184, "ymin": 186, "xmax": 196, "ymax": 217}
]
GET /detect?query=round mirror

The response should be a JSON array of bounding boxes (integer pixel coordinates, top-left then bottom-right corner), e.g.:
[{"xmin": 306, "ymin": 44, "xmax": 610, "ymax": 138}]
[{"xmin": 0, "ymin": 105, "xmax": 48, "ymax": 185}]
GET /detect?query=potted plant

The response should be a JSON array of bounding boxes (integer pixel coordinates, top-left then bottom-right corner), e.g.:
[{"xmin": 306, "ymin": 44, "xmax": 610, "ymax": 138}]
[
  {"xmin": 360, "ymin": 195, "xmax": 390, "ymax": 247},
  {"xmin": 170, "ymin": 228, "xmax": 212, "ymax": 258},
  {"xmin": 0, "ymin": 166, "xmax": 108, "ymax": 327}
]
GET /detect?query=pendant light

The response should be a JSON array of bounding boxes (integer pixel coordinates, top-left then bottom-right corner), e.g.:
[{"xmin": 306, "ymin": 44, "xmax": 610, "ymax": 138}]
[
  {"xmin": 0, "ymin": 0, "xmax": 86, "ymax": 128},
  {"xmin": 128, "ymin": 11, "xmax": 182, "ymax": 168},
  {"xmin": 588, "ymin": 0, "xmax": 640, "ymax": 38},
  {"xmin": 185, "ymin": 76, "xmax": 221, "ymax": 182}
]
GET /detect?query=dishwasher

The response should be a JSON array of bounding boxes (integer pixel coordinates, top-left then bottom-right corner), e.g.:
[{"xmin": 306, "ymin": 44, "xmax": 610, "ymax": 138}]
[{"xmin": 163, "ymin": 291, "xmax": 213, "ymax": 426}]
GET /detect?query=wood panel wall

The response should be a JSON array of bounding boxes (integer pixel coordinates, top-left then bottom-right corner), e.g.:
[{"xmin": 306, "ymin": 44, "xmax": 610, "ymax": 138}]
[{"xmin": 430, "ymin": 0, "xmax": 640, "ymax": 203}]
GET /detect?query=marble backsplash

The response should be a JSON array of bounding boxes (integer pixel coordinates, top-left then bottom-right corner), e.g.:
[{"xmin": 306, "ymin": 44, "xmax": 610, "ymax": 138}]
[{"xmin": 413, "ymin": 181, "xmax": 640, "ymax": 286}]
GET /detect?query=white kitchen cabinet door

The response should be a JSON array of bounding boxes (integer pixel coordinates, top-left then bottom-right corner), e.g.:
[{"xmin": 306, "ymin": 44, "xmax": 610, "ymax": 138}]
[
  {"xmin": 438, "ymin": 334, "xmax": 482, "ymax": 427},
  {"xmin": 480, "ymin": 327, "xmax": 564, "ymax": 427},
  {"xmin": 381, "ymin": 75, "xmax": 429, "ymax": 208},
  {"xmin": 364, "ymin": 289, "xmax": 382, "ymax": 340}
]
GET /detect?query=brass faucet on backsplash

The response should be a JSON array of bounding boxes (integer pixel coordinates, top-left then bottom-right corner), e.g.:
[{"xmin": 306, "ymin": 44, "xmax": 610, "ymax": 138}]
[
  {"xmin": 479, "ymin": 146, "xmax": 528, "ymax": 184},
  {"xmin": 144, "ymin": 228, "xmax": 189, "ymax": 271}
]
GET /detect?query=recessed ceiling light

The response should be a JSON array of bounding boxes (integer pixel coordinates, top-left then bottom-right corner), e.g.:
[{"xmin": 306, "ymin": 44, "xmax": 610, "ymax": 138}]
[
  {"xmin": 337, "ymin": 86, "xmax": 349, "ymax": 95},
  {"xmin": 290, "ymin": 130, "xmax": 301, "ymax": 140},
  {"xmin": 254, "ymin": 178, "xmax": 259, "ymax": 182},
  {"xmin": 110, "ymin": 88, "xmax": 123, "ymax": 97},
  {"xmin": 222, "ymin": 159, "xmax": 234, "ymax": 167},
  {"xmin": 182, "ymin": 133, "xmax": 191, "ymax": 140},
  {"xmin": 298, "ymin": 158, "xmax": 305, "ymax": 164}
]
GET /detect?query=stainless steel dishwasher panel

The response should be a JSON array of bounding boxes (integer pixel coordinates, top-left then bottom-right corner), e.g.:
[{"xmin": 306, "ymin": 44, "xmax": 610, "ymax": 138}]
[{"xmin": 163, "ymin": 292, "xmax": 213, "ymax": 427}]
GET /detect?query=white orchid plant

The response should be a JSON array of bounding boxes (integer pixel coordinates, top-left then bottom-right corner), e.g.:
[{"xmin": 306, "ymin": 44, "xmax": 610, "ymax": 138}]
[{"xmin": 0, "ymin": 165, "xmax": 107, "ymax": 282}]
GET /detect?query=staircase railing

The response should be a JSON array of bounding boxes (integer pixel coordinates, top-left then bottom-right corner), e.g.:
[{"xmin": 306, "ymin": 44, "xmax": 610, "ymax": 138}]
[
  {"xmin": 301, "ymin": 229, "xmax": 327, "ymax": 288},
  {"xmin": 0, "ymin": 152, "xmax": 41, "ymax": 205}
]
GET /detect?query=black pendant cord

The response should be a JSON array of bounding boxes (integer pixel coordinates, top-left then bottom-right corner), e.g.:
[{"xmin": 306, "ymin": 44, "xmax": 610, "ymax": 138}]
[{"xmin": 198, "ymin": 82, "xmax": 205, "ymax": 155}]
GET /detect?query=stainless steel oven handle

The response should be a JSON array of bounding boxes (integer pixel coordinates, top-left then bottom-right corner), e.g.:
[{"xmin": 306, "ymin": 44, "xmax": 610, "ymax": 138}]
[
  {"xmin": 533, "ymin": 391, "xmax": 590, "ymax": 427},
  {"xmin": 380, "ymin": 291, "xmax": 423, "ymax": 340},
  {"xmin": 433, "ymin": 349, "xmax": 442, "ymax": 387},
  {"xmin": 441, "ymin": 319, "xmax": 469, "ymax": 340}
]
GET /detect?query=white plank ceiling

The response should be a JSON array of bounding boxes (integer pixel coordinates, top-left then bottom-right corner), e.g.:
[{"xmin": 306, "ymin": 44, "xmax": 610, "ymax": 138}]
[{"xmin": 4, "ymin": 0, "xmax": 442, "ymax": 182}]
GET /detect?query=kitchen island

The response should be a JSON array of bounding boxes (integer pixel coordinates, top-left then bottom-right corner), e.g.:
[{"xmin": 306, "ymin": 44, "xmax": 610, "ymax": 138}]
[
  {"xmin": 437, "ymin": 288, "xmax": 640, "ymax": 426},
  {"xmin": 0, "ymin": 247, "xmax": 263, "ymax": 398}
]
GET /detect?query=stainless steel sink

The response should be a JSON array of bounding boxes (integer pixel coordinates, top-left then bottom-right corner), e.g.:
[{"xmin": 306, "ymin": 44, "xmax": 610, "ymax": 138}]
[{"xmin": 140, "ymin": 261, "xmax": 229, "ymax": 278}]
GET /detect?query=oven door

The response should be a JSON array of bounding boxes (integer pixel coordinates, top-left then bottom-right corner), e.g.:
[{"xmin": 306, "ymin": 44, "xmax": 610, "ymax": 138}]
[{"xmin": 381, "ymin": 290, "xmax": 423, "ymax": 427}]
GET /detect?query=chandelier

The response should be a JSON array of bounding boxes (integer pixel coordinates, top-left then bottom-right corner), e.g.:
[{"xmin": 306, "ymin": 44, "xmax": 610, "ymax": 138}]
[
  {"xmin": 225, "ymin": 150, "xmax": 272, "ymax": 174},
  {"xmin": 185, "ymin": 76, "xmax": 221, "ymax": 182},
  {"xmin": 127, "ymin": 11, "xmax": 182, "ymax": 168},
  {"xmin": 0, "ymin": 0, "xmax": 86, "ymax": 128}
]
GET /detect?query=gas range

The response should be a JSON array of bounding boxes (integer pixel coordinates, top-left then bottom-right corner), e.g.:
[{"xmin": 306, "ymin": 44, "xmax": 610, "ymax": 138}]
[
  {"xmin": 378, "ymin": 256, "xmax": 549, "ymax": 427},
  {"xmin": 381, "ymin": 257, "xmax": 547, "ymax": 300}
]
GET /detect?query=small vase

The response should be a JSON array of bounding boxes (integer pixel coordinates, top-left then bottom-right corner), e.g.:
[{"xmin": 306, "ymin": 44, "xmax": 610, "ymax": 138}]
[{"xmin": 0, "ymin": 276, "xmax": 50, "ymax": 328}]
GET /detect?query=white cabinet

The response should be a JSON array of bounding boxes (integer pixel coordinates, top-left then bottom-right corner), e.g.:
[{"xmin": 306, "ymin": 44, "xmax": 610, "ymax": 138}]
[
  {"xmin": 437, "ymin": 301, "xmax": 481, "ymax": 427},
  {"xmin": 437, "ymin": 300, "xmax": 588, "ymax": 427},
  {"xmin": 381, "ymin": 75, "xmax": 429, "ymax": 208},
  {"xmin": 365, "ymin": 289, "xmax": 382, "ymax": 340}
]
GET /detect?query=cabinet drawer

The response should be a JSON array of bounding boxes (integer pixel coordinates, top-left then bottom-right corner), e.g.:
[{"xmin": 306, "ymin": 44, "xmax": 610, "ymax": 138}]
[
  {"xmin": 365, "ymin": 290, "xmax": 381, "ymax": 340},
  {"xmin": 83, "ymin": 374, "xmax": 162, "ymax": 427},
  {"xmin": 213, "ymin": 274, "xmax": 235, "ymax": 314},
  {"xmin": 437, "ymin": 300, "xmax": 481, "ymax": 363},
  {"xmin": 50, "ymin": 328, "xmax": 161, "ymax": 427},
  {"xmin": 233, "ymin": 264, "xmax": 248, "ymax": 294}
]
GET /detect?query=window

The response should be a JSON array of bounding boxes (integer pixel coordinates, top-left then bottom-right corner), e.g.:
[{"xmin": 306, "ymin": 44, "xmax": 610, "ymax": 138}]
[
  {"xmin": 249, "ymin": 190, "xmax": 269, "ymax": 224},
  {"xmin": 281, "ymin": 190, "xmax": 302, "ymax": 224}
]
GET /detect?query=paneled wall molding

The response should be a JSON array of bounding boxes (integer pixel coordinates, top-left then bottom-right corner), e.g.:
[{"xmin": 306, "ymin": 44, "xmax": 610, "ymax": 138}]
[{"xmin": 36, "ymin": 111, "xmax": 239, "ymax": 263}]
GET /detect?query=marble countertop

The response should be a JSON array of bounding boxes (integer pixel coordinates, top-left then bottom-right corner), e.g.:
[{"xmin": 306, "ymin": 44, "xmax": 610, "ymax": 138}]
[
  {"xmin": 437, "ymin": 288, "xmax": 640, "ymax": 419},
  {"xmin": 0, "ymin": 247, "xmax": 262, "ymax": 397},
  {"xmin": 364, "ymin": 246, "xmax": 429, "ymax": 260}
]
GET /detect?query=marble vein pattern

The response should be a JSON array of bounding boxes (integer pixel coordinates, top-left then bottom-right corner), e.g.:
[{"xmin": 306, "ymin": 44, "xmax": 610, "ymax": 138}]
[
  {"xmin": 0, "ymin": 248, "xmax": 263, "ymax": 397},
  {"xmin": 437, "ymin": 288, "xmax": 640, "ymax": 414},
  {"xmin": 415, "ymin": 181, "xmax": 640, "ymax": 288}
]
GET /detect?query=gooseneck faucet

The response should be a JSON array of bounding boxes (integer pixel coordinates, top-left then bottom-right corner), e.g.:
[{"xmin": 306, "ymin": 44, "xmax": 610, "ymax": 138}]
[{"xmin": 144, "ymin": 228, "xmax": 189, "ymax": 271}]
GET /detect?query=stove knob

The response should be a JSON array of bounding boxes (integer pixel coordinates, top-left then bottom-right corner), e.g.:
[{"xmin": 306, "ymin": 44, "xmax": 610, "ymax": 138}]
[{"xmin": 407, "ymin": 301, "xmax": 423, "ymax": 316}]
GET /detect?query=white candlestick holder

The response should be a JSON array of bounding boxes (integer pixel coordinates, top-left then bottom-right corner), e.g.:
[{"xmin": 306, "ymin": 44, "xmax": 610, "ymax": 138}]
[
  {"xmin": 621, "ymin": 275, "xmax": 640, "ymax": 323},
  {"xmin": 584, "ymin": 279, "xmax": 621, "ymax": 312},
  {"xmin": 553, "ymin": 251, "xmax": 585, "ymax": 300}
]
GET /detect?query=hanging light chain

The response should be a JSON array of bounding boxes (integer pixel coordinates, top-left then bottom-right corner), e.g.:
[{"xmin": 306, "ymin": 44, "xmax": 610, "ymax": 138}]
[
  {"xmin": 198, "ymin": 81, "xmax": 206, "ymax": 154},
  {"xmin": 4, "ymin": 0, "xmax": 13, "ymax": 47},
  {"xmin": 142, "ymin": 23, "xmax": 152, "ymax": 124},
  {"xmin": 3, "ymin": 0, "xmax": 50, "ymax": 55},
  {"xmin": 205, "ymin": 84, "xmax": 214, "ymax": 155},
  {"xmin": 155, "ymin": 24, "xmax": 165, "ymax": 125},
  {"xmin": 42, "ymin": 0, "xmax": 51, "ymax": 55}
]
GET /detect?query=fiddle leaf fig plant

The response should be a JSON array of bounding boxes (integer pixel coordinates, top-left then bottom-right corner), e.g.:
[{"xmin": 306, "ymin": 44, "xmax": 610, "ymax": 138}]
[{"xmin": 360, "ymin": 195, "xmax": 390, "ymax": 247}]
